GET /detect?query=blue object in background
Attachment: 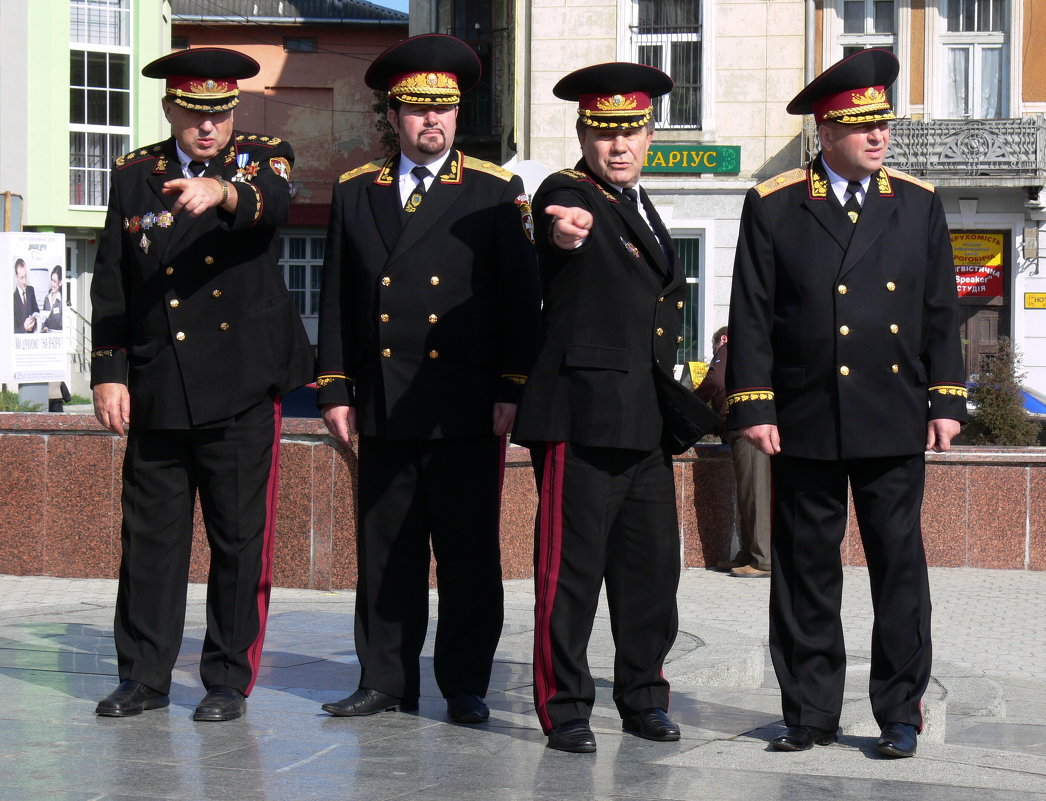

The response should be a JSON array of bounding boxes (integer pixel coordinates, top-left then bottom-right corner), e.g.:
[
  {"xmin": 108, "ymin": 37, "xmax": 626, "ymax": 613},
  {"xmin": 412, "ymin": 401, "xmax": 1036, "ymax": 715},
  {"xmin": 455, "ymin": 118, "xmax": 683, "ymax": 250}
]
[
  {"xmin": 966, "ymin": 382, "xmax": 1046, "ymax": 416},
  {"xmin": 282, "ymin": 383, "xmax": 320, "ymax": 418},
  {"xmin": 1023, "ymin": 386, "xmax": 1046, "ymax": 415}
]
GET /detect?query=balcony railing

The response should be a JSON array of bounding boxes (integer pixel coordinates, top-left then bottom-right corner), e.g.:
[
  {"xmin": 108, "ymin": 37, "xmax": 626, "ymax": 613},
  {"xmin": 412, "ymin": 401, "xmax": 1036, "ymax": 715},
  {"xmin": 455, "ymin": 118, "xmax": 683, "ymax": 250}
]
[{"xmin": 803, "ymin": 116, "xmax": 1046, "ymax": 184}]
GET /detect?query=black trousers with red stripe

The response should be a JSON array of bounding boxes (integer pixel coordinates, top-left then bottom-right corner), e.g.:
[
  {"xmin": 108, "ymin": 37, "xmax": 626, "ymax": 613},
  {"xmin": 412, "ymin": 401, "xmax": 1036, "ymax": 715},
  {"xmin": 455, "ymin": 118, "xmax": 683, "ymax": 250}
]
[
  {"xmin": 769, "ymin": 453, "xmax": 931, "ymax": 732},
  {"xmin": 353, "ymin": 435, "xmax": 506, "ymax": 702},
  {"xmin": 114, "ymin": 399, "xmax": 282, "ymax": 696},
  {"xmin": 532, "ymin": 441, "xmax": 680, "ymax": 733}
]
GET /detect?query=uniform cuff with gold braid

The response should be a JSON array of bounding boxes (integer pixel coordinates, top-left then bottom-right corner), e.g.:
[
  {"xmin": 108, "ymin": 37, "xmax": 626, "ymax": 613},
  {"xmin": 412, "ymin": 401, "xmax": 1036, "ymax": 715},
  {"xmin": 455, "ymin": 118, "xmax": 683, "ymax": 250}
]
[
  {"xmin": 929, "ymin": 382, "xmax": 968, "ymax": 398},
  {"xmin": 726, "ymin": 388, "xmax": 775, "ymax": 407},
  {"xmin": 316, "ymin": 373, "xmax": 351, "ymax": 389}
]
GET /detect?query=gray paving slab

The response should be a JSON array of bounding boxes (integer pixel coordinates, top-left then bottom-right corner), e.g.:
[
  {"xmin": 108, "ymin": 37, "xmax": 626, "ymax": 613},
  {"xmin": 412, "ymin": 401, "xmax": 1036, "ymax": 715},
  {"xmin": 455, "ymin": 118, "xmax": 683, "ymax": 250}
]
[{"xmin": 0, "ymin": 567, "xmax": 1044, "ymax": 800}]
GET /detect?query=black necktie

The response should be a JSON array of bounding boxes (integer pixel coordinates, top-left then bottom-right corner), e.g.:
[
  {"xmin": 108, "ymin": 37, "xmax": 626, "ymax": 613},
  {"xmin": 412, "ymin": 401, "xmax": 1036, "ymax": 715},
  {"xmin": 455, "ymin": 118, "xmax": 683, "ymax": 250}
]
[
  {"xmin": 188, "ymin": 160, "xmax": 207, "ymax": 177},
  {"xmin": 640, "ymin": 191, "xmax": 675, "ymax": 280},
  {"xmin": 621, "ymin": 188, "xmax": 639, "ymax": 206},
  {"xmin": 843, "ymin": 180, "xmax": 863, "ymax": 223},
  {"xmin": 404, "ymin": 166, "xmax": 431, "ymax": 213}
]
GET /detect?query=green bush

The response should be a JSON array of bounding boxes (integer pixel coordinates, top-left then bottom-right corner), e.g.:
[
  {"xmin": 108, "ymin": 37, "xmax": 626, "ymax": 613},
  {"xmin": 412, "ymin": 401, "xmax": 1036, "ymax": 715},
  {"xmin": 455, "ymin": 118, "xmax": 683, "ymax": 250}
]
[
  {"xmin": 0, "ymin": 386, "xmax": 42, "ymax": 412},
  {"xmin": 967, "ymin": 337, "xmax": 1042, "ymax": 446},
  {"xmin": 372, "ymin": 91, "xmax": 399, "ymax": 155}
]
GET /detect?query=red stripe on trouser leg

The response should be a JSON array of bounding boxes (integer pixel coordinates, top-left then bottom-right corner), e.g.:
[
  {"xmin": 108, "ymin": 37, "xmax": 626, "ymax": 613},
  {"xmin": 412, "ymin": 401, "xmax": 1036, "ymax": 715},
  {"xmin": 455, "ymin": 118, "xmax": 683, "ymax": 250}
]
[
  {"xmin": 533, "ymin": 441, "xmax": 565, "ymax": 734},
  {"xmin": 244, "ymin": 396, "xmax": 282, "ymax": 696}
]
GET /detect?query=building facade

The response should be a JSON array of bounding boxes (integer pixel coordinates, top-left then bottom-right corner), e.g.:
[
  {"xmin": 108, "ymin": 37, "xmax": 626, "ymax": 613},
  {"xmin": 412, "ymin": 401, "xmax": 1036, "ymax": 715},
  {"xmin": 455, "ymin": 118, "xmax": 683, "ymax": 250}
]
[
  {"xmin": 0, "ymin": 0, "xmax": 408, "ymax": 398},
  {"xmin": 413, "ymin": 0, "xmax": 1046, "ymax": 397},
  {"xmin": 0, "ymin": 0, "xmax": 172, "ymax": 393},
  {"xmin": 413, "ymin": 0, "xmax": 806, "ymax": 367},
  {"xmin": 171, "ymin": 0, "xmax": 408, "ymax": 341}
]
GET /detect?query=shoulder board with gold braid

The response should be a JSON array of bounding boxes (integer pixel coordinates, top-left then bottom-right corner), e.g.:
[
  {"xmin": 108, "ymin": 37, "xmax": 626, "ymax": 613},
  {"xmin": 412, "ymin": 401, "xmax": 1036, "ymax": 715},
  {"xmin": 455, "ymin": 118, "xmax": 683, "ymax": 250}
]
[
  {"xmin": 557, "ymin": 169, "xmax": 618, "ymax": 203},
  {"xmin": 114, "ymin": 143, "xmax": 164, "ymax": 169},
  {"xmin": 235, "ymin": 133, "xmax": 283, "ymax": 148},
  {"xmin": 338, "ymin": 161, "xmax": 384, "ymax": 184},
  {"xmin": 753, "ymin": 168, "xmax": 806, "ymax": 198},
  {"xmin": 559, "ymin": 169, "xmax": 589, "ymax": 181},
  {"xmin": 884, "ymin": 167, "xmax": 935, "ymax": 193},
  {"xmin": 462, "ymin": 155, "xmax": 514, "ymax": 182}
]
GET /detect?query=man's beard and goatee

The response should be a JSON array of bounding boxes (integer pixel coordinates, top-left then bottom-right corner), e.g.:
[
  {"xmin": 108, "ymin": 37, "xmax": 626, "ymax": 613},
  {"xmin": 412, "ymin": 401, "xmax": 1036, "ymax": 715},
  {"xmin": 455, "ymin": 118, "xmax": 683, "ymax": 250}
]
[{"xmin": 417, "ymin": 130, "xmax": 446, "ymax": 155}]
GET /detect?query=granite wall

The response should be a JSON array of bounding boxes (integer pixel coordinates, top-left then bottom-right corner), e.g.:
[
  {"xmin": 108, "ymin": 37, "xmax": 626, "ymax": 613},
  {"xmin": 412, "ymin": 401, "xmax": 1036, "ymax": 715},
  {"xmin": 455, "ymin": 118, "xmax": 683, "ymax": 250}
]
[{"xmin": 1, "ymin": 412, "xmax": 1044, "ymax": 588}]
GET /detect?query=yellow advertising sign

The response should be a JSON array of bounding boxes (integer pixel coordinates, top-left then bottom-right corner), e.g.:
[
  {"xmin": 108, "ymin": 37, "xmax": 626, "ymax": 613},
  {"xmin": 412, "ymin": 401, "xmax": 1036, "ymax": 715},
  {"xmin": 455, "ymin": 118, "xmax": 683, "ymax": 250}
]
[
  {"xmin": 951, "ymin": 232, "xmax": 1004, "ymax": 298},
  {"xmin": 1025, "ymin": 293, "xmax": 1046, "ymax": 309},
  {"xmin": 688, "ymin": 361, "xmax": 708, "ymax": 387}
]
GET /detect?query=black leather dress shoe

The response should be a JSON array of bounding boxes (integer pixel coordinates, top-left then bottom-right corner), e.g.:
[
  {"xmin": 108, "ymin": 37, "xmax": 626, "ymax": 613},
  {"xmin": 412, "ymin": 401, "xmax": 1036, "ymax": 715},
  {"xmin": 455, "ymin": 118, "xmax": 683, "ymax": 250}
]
[
  {"xmin": 447, "ymin": 693, "xmax": 489, "ymax": 724},
  {"xmin": 321, "ymin": 687, "xmax": 419, "ymax": 717},
  {"xmin": 772, "ymin": 725, "xmax": 838, "ymax": 751},
  {"xmin": 547, "ymin": 719, "xmax": 597, "ymax": 753},
  {"xmin": 622, "ymin": 708, "xmax": 681, "ymax": 741},
  {"xmin": 193, "ymin": 686, "xmax": 246, "ymax": 722},
  {"xmin": 95, "ymin": 680, "xmax": 169, "ymax": 717},
  {"xmin": 877, "ymin": 722, "xmax": 918, "ymax": 758}
]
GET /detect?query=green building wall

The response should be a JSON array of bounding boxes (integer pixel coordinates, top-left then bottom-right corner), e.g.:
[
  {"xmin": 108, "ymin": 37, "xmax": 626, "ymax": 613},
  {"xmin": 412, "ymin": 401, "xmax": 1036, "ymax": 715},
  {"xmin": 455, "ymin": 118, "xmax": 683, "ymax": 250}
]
[{"xmin": 23, "ymin": 0, "xmax": 171, "ymax": 229}]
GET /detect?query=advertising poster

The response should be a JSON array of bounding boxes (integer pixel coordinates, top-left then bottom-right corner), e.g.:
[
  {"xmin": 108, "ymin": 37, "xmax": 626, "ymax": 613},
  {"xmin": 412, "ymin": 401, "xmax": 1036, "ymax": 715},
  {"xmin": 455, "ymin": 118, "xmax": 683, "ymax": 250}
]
[
  {"xmin": 951, "ymin": 232, "xmax": 1004, "ymax": 299},
  {"xmin": 0, "ymin": 232, "xmax": 69, "ymax": 384}
]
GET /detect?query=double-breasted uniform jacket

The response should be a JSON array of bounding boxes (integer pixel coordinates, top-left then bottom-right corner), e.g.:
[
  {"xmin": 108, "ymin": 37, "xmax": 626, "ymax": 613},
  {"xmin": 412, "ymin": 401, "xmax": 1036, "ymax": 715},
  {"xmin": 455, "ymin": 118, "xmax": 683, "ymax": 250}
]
[
  {"xmin": 726, "ymin": 154, "xmax": 967, "ymax": 460},
  {"xmin": 90, "ymin": 133, "xmax": 314, "ymax": 428},
  {"xmin": 316, "ymin": 150, "xmax": 541, "ymax": 439},
  {"xmin": 513, "ymin": 161, "xmax": 685, "ymax": 450}
]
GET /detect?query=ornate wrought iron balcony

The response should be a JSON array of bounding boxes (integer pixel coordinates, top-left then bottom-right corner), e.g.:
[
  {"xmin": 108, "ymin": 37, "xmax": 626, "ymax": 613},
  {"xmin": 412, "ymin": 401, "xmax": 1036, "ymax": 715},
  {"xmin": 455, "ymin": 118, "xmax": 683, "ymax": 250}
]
[{"xmin": 803, "ymin": 116, "xmax": 1046, "ymax": 188}]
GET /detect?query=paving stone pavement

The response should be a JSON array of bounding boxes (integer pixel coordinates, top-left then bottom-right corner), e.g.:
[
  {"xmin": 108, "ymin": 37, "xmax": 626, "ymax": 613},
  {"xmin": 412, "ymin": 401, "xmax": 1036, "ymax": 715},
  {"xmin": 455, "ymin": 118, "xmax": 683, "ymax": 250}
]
[{"xmin": 0, "ymin": 566, "xmax": 1044, "ymax": 800}]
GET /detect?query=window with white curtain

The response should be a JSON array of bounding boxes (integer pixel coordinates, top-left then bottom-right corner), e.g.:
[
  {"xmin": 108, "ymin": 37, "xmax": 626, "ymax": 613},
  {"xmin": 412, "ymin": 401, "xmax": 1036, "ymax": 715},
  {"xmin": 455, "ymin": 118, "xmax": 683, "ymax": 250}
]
[
  {"xmin": 940, "ymin": 0, "xmax": 1006, "ymax": 119},
  {"xmin": 629, "ymin": 0, "xmax": 702, "ymax": 129},
  {"xmin": 69, "ymin": 0, "xmax": 131, "ymax": 208}
]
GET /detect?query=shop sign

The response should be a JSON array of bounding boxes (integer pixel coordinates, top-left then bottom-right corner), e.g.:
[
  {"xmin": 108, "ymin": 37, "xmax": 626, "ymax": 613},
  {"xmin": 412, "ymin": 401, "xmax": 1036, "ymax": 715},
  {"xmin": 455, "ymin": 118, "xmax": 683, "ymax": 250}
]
[
  {"xmin": 642, "ymin": 145, "xmax": 741, "ymax": 174},
  {"xmin": 951, "ymin": 232, "xmax": 1004, "ymax": 299}
]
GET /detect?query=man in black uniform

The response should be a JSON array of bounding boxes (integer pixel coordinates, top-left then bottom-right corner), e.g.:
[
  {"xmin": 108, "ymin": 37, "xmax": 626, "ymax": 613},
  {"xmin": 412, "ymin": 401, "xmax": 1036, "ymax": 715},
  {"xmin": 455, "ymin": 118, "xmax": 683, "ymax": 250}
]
[
  {"xmin": 726, "ymin": 49, "xmax": 967, "ymax": 757},
  {"xmin": 513, "ymin": 63, "xmax": 698, "ymax": 753},
  {"xmin": 91, "ymin": 48, "xmax": 314, "ymax": 721},
  {"xmin": 316, "ymin": 34, "xmax": 540, "ymax": 724}
]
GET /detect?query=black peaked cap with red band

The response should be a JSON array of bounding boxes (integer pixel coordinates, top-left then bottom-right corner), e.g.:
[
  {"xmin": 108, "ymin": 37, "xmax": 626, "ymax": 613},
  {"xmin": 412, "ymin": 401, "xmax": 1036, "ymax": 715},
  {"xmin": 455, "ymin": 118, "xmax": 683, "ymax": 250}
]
[
  {"xmin": 365, "ymin": 34, "xmax": 481, "ymax": 105},
  {"xmin": 787, "ymin": 48, "xmax": 898, "ymax": 125},
  {"xmin": 142, "ymin": 47, "xmax": 259, "ymax": 113},
  {"xmin": 553, "ymin": 62, "xmax": 673, "ymax": 129}
]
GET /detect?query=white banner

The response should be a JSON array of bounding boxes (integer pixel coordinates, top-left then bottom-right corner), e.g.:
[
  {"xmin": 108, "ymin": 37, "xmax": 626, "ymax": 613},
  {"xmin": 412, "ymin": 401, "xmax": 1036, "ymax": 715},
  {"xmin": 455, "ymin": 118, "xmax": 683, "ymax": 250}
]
[{"xmin": 0, "ymin": 232, "xmax": 69, "ymax": 384}]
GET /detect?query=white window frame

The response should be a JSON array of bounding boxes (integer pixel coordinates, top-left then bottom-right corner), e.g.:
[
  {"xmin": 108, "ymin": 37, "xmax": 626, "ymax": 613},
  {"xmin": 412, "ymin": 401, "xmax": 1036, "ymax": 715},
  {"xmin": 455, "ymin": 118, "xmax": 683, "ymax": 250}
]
[
  {"xmin": 68, "ymin": 0, "xmax": 131, "ymax": 211},
  {"xmin": 823, "ymin": 0, "xmax": 909, "ymax": 117},
  {"xmin": 621, "ymin": 0, "xmax": 711, "ymax": 132},
  {"xmin": 838, "ymin": 0, "xmax": 896, "ymax": 48},
  {"xmin": 925, "ymin": 0, "xmax": 1021, "ymax": 120},
  {"xmin": 279, "ymin": 231, "xmax": 325, "ymax": 340}
]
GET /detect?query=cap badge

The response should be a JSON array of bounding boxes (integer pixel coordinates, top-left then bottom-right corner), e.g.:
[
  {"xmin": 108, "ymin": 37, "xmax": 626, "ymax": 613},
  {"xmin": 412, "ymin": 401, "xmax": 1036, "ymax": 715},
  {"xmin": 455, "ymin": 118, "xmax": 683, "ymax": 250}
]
[
  {"xmin": 189, "ymin": 79, "xmax": 229, "ymax": 96},
  {"xmin": 851, "ymin": 86, "xmax": 886, "ymax": 106},
  {"xmin": 596, "ymin": 94, "xmax": 638, "ymax": 112},
  {"xmin": 427, "ymin": 73, "xmax": 438, "ymax": 86}
]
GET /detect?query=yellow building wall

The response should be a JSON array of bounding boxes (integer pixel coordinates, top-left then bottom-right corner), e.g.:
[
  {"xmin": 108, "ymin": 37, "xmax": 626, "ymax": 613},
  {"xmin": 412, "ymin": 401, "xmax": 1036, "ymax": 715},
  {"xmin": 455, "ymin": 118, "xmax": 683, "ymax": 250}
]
[
  {"xmin": 909, "ymin": 1, "xmax": 925, "ymax": 109},
  {"xmin": 1024, "ymin": 0, "xmax": 1046, "ymax": 102}
]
